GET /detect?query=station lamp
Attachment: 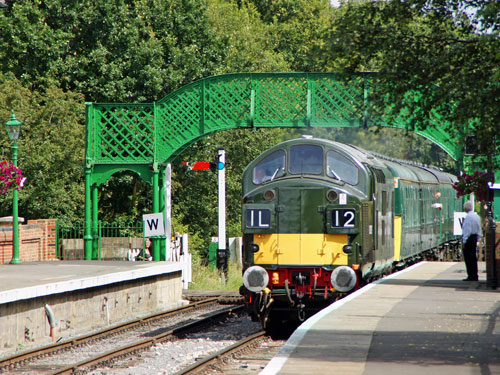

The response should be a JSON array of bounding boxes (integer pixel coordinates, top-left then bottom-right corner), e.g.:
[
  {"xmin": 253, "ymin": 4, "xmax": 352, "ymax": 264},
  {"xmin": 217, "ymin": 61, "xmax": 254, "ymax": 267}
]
[{"xmin": 5, "ymin": 110, "xmax": 22, "ymax": 264}]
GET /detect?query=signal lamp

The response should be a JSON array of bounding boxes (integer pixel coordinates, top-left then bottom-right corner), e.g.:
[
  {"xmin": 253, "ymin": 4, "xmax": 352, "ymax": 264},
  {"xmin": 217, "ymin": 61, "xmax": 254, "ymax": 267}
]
[
  {"xmin": 263, "ymin": 189, "xmax": 275, "ymax": 201},
  {"xmin": 272, "ymin": 272, "xmax": 279, "ymax": 285},
  {"xmin": 326, "ymin": 189, "xmax": 338, "ymax": 202}
]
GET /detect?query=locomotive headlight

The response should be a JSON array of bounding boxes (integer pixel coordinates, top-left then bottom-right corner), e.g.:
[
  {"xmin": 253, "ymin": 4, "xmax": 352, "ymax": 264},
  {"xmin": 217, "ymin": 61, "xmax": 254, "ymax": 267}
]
[
  {"xmin": 330, "ymin": 266, "xmax": 357, "ymax": 292},
  {"xmin": 263, "ymin": 189, "xmax": 276, "ymax": 201},
  {"xmin": 326, "ymin": 189, "xmax": 338, "ymax": 202},
  {"xmin": 342, "ymin": 244, "xmax": 353, "ymax": 254},
  {"xmin": 243, "ymin": 266, "xmax": 269, "ymax": 292}
]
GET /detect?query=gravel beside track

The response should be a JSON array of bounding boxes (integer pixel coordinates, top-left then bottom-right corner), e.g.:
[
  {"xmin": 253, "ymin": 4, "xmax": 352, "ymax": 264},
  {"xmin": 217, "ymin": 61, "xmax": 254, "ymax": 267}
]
[
  {"xmin": 4, "ymin": 302, "xmax": 243, "ymax": 375},
  {"xmin": 202, "ymin": 336, "xmax": 286, "ymax": 374},
  {"xmin": 88, "ymin": 314, "xmax": 263, "ymax": 374}
]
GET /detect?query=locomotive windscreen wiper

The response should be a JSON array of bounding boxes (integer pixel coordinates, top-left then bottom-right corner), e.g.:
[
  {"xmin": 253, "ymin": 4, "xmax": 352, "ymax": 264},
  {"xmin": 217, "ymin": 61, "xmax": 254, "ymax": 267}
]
[
  {"xmin": 329, "ymin": 168, "xmax": 342, "ymax": 182},
  {"xmin": 270, "ymin": 167, "xmax": 281, "ymax": 181}
]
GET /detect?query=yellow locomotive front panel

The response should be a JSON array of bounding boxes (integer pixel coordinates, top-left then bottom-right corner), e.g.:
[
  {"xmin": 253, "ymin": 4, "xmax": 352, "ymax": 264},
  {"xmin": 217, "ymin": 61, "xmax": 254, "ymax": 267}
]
[{"xmin": 252, "ymin": 233, "xmax": 349, "ymax": 266}]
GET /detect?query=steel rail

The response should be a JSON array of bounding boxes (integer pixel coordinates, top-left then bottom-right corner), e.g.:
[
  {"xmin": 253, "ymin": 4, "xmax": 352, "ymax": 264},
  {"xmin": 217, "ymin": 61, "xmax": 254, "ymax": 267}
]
[
  {"xmin": 0, "ymin": 298, "xmax": 220, "ymax": 370},
  {"xmin": 49, "ymin": 305, "xmax": 244, "ymax": 375},
  {"xmin": 172, "ymin": 330, "xmax": 267, "ymax": 375}
]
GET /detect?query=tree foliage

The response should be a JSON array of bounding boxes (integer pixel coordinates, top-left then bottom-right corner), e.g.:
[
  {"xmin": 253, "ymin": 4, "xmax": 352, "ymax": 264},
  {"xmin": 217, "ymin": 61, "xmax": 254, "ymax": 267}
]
[
  {"xmin": 0, "ymin": 76, "xmax": 85, "ymax": 222},
  {"xmin": 246, "ymin": 0, "xmax": 335, "ymax": 71},
  {"xmin": 327, "ymin": 0, "xmax": 500, "ymax": 171},
  {"xmin": 205, "ymin": 0, "xmax": 289, "ymax": 72},
  {"xmin": 0, "ymin": 0, "xmax": 228, "ymax": 102}
]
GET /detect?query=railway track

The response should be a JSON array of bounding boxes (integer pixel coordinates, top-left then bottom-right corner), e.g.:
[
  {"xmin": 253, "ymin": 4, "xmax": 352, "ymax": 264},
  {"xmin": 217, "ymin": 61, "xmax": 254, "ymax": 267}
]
[
  {"xmin": 0, "ymin": 298, "xmax": 242, "ymax": 374},
  {"xmin": 173, "ymin": 332, "xmax": 285, "ymax": 375}
]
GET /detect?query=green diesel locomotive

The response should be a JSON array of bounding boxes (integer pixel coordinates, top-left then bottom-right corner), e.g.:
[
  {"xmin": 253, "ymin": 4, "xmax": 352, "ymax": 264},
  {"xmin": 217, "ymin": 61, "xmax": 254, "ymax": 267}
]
[{"xmin": 240, "ymin": 136, "xmax": 461, "ymax": 329}]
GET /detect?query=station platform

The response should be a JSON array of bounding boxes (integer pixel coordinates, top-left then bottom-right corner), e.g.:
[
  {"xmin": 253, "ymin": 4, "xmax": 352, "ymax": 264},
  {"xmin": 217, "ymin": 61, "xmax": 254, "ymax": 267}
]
[
  {"xmin": 262, "ymin": 261, "xmax": 500, "ymax": 375},
  {"xmin": 0, "ymin": 260, "xmax": 185, "ymax": 357},
  {"xmin": 0, "ymin": 260, "xmax": 182, "ymax": 303}
]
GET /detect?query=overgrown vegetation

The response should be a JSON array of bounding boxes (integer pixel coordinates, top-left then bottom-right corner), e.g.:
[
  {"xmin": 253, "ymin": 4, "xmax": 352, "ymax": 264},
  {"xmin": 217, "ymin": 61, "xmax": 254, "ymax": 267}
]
[{"xmin": 189, "ymin": 262, "xmax": 243, "ymax": 291}]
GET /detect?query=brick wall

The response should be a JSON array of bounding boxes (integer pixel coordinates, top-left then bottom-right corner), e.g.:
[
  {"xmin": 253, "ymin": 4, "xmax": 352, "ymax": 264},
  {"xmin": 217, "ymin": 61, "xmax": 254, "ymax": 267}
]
[{"xmin": 0, "ymin": 219, "xmax": 57, "ymax": 264}]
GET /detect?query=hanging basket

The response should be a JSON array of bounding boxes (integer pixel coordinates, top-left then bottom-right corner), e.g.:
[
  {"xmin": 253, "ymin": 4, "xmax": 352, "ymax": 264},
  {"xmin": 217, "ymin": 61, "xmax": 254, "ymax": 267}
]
[
  {"xmin": 0, "ymin": 161, "xmax": 25, "ymax": 194},
  {"xmin": 452, "ymin": 171, "xmax": 493, "ymax": 202}
]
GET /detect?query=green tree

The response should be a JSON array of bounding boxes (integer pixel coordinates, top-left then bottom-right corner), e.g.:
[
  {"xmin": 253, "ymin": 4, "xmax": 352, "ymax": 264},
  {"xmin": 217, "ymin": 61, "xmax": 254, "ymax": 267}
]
[
  {"xmin": 247, "ymin": 0, "xmax": 335, "ymax": 71},
  {"xmin": 205, "ymin": 0, "xmax": 289, "ymax": 72},
  {"xmin": 0, "ymin": 0, "xmax": 229, "ymax": 102},
  {"xmin": 326, "ymin": 0, "xmax": 500, "ymax": 171},
  {"xmin": 93, "ymin": 0, "xmax": 293, "ymax": 245},
  {"xmin": 0, "ymin": 76, "xmax": 85, "ymax": 222}
]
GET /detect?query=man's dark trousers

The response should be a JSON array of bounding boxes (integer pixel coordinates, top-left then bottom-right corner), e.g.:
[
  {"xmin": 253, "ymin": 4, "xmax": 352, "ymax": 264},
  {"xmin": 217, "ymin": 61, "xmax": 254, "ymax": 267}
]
[{"xmin": 463, "ymin": 234, "xmax": 478, "ymax": 280}]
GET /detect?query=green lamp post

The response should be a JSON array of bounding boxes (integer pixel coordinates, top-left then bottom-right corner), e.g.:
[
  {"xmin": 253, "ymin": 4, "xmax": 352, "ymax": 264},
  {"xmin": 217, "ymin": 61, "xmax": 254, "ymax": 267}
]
[{"xmin": 5, "ymin": 111, "xmax": 22, "ymax": 264}]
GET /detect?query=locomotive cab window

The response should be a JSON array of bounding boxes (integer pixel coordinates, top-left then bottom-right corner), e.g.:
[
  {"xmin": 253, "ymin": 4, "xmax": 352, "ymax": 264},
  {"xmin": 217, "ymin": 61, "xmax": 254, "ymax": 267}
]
[
  {"xmin": 253, "ymin": 150, "xmax": 285, "ymax": 184},
  {"xmin": 289, "ymin": 144, "xmax": 323, "ymax": 174},
  {"xmin": 326, "ymin": 150, "xmax": 359, "ymax": 185}
]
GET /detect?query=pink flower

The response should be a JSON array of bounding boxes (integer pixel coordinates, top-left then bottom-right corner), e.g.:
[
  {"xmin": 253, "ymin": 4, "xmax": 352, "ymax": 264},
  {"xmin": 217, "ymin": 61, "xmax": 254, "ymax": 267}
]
[{"xmin": 0, "ymin": 161, "xmax": 25, "ymax": 194}]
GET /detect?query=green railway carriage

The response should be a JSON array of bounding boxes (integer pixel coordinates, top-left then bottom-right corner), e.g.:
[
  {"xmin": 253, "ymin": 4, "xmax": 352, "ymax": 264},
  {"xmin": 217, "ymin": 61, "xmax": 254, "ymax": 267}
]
[{"xmin": 240, "ymin": 136, "xmax": 461, "ymax": 329}]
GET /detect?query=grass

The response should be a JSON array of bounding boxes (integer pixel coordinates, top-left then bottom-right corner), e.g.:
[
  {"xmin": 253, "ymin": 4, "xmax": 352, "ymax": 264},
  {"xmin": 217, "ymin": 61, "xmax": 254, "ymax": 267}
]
[{"xmin": 189, "ymin": 262, "xmax": 243, "ymax": 291}]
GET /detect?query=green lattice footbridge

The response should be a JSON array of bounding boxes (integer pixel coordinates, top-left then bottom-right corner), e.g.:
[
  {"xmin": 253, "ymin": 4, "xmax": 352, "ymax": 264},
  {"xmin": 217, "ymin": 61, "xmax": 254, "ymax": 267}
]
[{"xmin": 83, "ymin": 72, "xmax": 465, "ymax": 259}]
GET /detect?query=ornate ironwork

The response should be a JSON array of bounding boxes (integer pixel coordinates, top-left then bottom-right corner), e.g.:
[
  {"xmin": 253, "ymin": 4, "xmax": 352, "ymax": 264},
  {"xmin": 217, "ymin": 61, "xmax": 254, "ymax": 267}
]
[
  {"xmin": 85, "ymin": 73, "xmax": 462, "ymax": 174},
  {"xmin": 83, "ymin": 72, "xmax": 471, "ymax": 261}
]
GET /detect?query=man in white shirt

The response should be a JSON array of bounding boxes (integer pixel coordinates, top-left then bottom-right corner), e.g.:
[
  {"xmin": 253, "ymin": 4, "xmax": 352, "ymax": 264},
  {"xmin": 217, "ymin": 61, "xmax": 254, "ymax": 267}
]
[{"xmin": 462, "ymin": 201, "xmax": 482, "ymax": 281}]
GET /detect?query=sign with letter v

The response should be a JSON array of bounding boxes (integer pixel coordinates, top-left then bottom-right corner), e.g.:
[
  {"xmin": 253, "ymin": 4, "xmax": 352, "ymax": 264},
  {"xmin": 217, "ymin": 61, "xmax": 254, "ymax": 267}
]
[{"xmin": 143, "ymin": 213, "xmax": 165, "ymax": 237}]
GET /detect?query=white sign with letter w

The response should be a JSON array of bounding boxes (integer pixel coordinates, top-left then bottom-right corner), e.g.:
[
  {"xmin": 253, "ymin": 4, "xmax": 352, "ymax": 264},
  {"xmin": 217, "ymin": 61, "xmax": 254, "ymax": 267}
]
[{"xmin": 143, "ymin": 213, "xmax": 165, "ymax": 237}]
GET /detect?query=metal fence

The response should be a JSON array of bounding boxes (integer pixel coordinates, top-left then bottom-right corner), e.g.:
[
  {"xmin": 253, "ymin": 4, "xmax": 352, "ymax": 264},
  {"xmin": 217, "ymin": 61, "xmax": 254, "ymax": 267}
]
[{"xmin": 56, "ymin": 221, "xmax": 144, "ymax": 260}]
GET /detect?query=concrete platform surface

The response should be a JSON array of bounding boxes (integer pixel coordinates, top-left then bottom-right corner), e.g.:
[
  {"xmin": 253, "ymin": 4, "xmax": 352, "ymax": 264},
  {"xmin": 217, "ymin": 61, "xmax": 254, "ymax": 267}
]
[
  {"xmin": 0, "ymin": 260, "xmax": 182, "ymax": 304},
  {"xmin": 262, "ymin": 261, "xmax": 500, "ymax": 375}
]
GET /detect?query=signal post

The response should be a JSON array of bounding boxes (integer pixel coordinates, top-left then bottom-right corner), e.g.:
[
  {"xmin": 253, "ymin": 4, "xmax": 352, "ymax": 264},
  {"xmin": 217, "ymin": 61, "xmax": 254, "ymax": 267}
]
[{"xmin": 184, "ymin": 149, "xmax": 227, "ymax": 273}]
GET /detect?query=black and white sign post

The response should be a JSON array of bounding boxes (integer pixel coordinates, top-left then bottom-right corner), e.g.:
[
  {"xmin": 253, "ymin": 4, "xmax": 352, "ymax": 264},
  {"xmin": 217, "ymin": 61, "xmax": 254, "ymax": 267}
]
[{"xmin": 216, "ymin": 147, "xmax": 228, "ymax": 274}]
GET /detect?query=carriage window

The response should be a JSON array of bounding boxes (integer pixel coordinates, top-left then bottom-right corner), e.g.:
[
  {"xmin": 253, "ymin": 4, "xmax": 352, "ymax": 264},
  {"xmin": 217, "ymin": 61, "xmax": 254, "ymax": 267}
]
[
  {"xmin": 289, "ymin": 145, "xmax": 323, "ymax": 174},
  {"xmin": 326, "ymin": 151, "xmax": 359, "ymax": 185},
  {"xmin": 253, "ymin": 150, "xmax": 286, "ymax": 184}
]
